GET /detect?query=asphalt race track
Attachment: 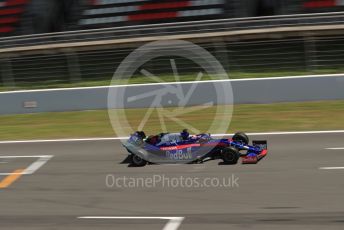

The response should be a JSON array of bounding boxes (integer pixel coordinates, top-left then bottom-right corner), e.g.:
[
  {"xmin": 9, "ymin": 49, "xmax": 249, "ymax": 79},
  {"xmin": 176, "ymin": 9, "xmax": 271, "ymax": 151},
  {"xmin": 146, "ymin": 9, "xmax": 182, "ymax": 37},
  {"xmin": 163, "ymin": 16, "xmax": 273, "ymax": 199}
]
[{"xmin": 0, "ymin": 133, "xmax": 344, "ymax": 230}]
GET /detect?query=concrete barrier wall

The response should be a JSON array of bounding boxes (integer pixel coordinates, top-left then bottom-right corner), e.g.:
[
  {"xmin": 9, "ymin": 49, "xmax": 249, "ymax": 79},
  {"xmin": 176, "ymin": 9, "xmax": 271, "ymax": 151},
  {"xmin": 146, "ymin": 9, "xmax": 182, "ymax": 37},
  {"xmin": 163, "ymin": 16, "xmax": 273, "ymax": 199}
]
[{"xmin": 0, "ymin": 75, "xmax": 343, "ymax": 115}]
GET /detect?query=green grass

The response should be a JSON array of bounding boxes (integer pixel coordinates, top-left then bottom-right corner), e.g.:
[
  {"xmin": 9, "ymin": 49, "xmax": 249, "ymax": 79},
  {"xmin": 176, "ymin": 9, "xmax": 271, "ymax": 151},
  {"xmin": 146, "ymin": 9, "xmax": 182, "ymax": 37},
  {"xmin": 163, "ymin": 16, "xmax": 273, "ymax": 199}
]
[
  {"xmin": 0, "ymin": 100, "xmax": 343, "ymax": 140},
  {"xmin": 3, "ymin": 68, "xmax": 344, "ymax": 92}
]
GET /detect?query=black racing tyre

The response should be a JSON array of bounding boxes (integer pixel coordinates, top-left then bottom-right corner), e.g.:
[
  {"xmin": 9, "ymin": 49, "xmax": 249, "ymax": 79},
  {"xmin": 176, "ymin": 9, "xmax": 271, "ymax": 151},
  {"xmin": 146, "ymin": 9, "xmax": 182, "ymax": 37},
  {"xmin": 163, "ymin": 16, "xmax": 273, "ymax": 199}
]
[
  {"xmin": 131, "ymin": 154, "xmax": 147, "ymax": 167},
  {"xmin": 221, "ymin": 147, "xmax": 240, "ymax": 165},
  {"xmin": 233, "ymin": 132, "xmax": 249, "ymax": 145}
]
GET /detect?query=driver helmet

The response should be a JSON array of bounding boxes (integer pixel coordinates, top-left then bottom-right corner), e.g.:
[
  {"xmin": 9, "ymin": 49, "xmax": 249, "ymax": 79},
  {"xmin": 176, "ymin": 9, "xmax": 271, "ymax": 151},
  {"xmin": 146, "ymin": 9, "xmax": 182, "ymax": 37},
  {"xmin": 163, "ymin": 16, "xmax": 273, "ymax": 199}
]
[{"xmin": 180, "ymin": 129, "xmax": 189, "ymax": 140}]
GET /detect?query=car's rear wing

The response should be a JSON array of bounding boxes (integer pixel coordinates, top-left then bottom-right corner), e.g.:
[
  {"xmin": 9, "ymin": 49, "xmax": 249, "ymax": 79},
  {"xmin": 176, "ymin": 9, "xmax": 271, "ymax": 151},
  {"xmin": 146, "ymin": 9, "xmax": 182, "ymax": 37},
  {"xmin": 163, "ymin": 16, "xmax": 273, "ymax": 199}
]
[{"xmin": 127, "ymin": 131, "xmax": 146, "ymax": 146}]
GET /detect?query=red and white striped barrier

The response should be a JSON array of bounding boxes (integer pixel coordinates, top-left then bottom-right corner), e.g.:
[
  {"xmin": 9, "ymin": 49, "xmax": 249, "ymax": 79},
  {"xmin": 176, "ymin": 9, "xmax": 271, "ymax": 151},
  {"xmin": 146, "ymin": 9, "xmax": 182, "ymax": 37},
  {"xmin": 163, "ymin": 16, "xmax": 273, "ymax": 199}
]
[{"xmin": 80, "ymin": 0, "xmax": 225, "ymax": 26}]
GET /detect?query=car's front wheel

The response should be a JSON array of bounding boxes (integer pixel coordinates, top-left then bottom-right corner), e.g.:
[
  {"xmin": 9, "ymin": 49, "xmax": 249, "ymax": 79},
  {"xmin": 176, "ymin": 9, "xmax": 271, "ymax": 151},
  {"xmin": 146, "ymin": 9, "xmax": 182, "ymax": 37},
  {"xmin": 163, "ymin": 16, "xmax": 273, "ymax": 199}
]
[
  {"xmin": 131, "ymin": 154, "xmax": 147, "ymax": 167},
  {"xmin": 221, "ymin": 147, "xmax": 240, "ymax": 165}
]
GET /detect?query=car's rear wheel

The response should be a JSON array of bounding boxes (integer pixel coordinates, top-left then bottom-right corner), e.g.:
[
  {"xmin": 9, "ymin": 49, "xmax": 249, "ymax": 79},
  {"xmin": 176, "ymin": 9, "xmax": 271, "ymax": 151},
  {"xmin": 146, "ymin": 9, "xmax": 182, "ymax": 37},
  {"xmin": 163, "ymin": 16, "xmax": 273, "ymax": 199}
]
[
  {"xmin": 131, "ymin": 154, "xmax": 147, "ymax": 167},
  {"xmin": 221, "ymin": 147, "xmax": 240, "ymax": 165},
  {"xmin": 233, "ymin": 132, "xmax": 249, "ymax": 145}
]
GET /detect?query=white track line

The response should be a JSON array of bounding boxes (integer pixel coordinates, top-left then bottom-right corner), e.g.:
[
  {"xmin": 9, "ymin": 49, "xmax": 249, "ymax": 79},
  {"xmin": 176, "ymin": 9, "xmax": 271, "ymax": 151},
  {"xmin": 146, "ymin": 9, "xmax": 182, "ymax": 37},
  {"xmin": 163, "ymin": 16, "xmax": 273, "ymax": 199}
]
[
  {"xmin": 0, "ymin": 155, "xmax": 52, "ymax": 158},
  {"xmin": 325, "ymin": 147, "xmax": 344, "ymax": 150},
  {"xmin": 23, "ymin": 155, "xmax": 53, "ymax": 174},
  {"xmin": 0, "ymin": 155, "xmax": 53, "ymax": 175},
  {"xmin": 0, "ymin": 73, "xmax": 342, "ymax": 94},
  {"xmin": 78, "ymin": 216, "xmax": 184, "ymax": 230},
  {"xmin": 319, "ymin": 167, "xmax": 344, "ymax": 170},
  {"xmin": 213, "ymin": 130, "xmax": 344, "ymax": 136},
  {"xmin": 0, "ymin": 137, "xmax": 121, "ymax": 144},
  {"xmin": 0, "ymin": 130, "xmax": 343, "ymax": 144}
]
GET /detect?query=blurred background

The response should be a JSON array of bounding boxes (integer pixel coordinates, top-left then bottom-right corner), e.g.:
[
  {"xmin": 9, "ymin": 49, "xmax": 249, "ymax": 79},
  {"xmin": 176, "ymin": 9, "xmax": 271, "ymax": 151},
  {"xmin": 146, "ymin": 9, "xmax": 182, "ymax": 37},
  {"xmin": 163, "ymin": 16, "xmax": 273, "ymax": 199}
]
[
  {"xmin": 1, "ymin": 0, "xmax": 342, "ymax": 36},
  {"xmin": 0, "ymin": 0, "xmax": 344, "ymax": 90},
  {"xmin": 0, "ymin": 0, "xmax": 343, "ymax": 140}
]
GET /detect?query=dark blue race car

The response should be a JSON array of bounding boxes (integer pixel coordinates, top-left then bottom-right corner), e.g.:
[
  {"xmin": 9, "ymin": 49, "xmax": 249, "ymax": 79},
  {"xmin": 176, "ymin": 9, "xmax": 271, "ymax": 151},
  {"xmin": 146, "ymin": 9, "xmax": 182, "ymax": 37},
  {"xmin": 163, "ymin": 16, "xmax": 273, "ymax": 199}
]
[{"xmin": 122, "ymin": 130, "xmax": 268, "ymax": 167}]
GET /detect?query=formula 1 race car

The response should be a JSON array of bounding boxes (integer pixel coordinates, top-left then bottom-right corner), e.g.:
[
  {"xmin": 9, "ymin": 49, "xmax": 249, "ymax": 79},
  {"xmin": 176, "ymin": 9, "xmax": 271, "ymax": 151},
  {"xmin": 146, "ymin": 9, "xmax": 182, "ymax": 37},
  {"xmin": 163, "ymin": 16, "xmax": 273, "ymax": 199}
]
[{"xmin": 122, "ymin": 130, "xmax": 268, "ymax": 167}]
